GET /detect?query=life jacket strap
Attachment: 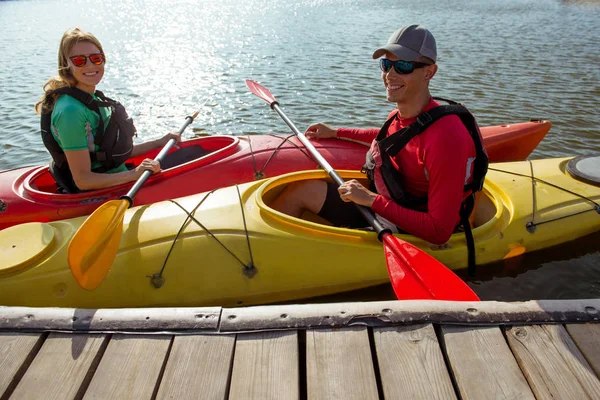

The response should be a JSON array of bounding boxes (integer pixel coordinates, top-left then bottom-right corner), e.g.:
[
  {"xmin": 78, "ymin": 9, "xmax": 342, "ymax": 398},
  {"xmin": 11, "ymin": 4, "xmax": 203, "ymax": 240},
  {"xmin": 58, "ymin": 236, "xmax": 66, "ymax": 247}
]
[{"xmin": 460, "ymin": 193, "xmax": 477, "ymax": 277}]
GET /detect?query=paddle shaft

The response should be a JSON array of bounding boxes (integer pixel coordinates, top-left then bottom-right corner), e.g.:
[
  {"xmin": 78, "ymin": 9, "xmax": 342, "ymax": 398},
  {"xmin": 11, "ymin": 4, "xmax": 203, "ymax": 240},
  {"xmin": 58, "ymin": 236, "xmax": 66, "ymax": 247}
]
[
  {"xmin": 270, "ymin": 102, "xmax": 388, "ymax": 238},
  {"xmin": 121, "ymin": 113, "xmax": 197, "ymax": 205}
]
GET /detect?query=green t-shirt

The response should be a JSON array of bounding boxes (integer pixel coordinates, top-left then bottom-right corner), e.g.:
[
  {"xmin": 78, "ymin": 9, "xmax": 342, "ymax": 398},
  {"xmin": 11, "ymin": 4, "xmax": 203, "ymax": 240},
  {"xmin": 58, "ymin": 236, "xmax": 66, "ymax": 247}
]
[{"xmin": 51, "ymin": 93, "xmax": 128, "ymax": 173}]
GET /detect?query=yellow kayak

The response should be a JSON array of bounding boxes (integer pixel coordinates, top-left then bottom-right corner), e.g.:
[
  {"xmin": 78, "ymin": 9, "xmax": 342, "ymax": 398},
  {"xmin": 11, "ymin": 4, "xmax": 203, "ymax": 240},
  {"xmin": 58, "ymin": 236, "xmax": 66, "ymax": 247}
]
[{"xmin": 1, "ymin": 156, "xmax": 599, "ymax": 308}]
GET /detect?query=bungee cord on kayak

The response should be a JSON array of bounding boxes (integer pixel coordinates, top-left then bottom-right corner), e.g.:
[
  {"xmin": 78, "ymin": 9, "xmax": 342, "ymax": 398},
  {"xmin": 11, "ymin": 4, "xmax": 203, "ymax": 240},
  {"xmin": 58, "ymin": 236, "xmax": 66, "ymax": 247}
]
[
  {"xmin": 249, "ymin": 133, "xmax": 316, "ymax": 180},
  {"xmin": 489, "ymin": 164, "xmax": 600, "ymax": 233},
  {"xmin": 149, "ymin": 189, "xmax": 217, "ymax": 288},
  {"xmin": 156, "ymin": 186, "xmax": 257, "ymax": 287},
  {"xmin": 236, "ymin": 184, "xmax": 258, "ymax": 277}
]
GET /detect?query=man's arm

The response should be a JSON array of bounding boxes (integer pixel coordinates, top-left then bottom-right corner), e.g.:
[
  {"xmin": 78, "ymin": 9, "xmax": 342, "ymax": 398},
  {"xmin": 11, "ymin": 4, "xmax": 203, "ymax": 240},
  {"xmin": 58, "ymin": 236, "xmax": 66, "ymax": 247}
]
[{"xmin": 371, "ymin": 118, "xmax": 473, "ymax": 244}]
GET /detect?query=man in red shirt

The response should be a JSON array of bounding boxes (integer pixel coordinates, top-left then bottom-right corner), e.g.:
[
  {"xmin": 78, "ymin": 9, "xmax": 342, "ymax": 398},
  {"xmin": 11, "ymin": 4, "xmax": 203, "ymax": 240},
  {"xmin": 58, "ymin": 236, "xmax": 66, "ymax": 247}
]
[{"xmin": 271, "ymin": 25, "xmax": 481, "ymax": 246}]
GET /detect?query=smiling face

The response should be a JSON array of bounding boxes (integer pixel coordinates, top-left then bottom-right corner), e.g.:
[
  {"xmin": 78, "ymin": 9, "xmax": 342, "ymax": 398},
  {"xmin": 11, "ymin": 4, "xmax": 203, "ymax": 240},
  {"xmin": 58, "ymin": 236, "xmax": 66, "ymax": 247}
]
[
  {"xmin": 68, "ymin": 41, "xmax": 105, "ymax": 93},
  {"xmin": 381, "ymin": 53, "xmax": 437, "ymax": 110}
]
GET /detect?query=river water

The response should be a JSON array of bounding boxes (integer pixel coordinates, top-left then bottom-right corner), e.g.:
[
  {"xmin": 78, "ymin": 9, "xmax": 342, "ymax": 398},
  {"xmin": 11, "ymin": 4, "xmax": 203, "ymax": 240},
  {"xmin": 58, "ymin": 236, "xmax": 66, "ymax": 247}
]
[{"xmin": 1, "ymin": 0, "xmax": 599, "ymax": 301}]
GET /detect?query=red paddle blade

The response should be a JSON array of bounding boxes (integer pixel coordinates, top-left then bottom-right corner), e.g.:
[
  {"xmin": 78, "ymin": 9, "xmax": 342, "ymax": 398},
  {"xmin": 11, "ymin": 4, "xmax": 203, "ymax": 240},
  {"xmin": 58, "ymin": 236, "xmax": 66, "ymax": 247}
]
[
  {"xmin": 382, "ymin": 233, "xmax": 480, "ymax": 301},
  {"xmin": 245, "ymin": 79, "xmax": 277, "ymax": 105}
]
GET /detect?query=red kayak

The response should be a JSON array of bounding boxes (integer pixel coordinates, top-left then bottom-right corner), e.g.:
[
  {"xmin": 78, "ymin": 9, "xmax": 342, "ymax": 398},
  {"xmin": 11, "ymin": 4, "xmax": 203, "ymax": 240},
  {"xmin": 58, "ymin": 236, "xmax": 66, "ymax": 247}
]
[{"xmin": 0, "ymin": 120, "xmax": 550, "ymax": 230}]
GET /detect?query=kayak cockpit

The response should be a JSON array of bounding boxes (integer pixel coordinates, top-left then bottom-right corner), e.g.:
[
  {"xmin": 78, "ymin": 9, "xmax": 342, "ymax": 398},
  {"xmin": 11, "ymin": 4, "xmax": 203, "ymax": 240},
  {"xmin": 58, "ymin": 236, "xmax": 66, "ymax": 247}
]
[
  {"xmin": 256, "ymin": 169, "xmax": 503, "ymax": 244},
  {"xmin": 21, "ymin": 136, "xmax": 240, "ymax": 200}
]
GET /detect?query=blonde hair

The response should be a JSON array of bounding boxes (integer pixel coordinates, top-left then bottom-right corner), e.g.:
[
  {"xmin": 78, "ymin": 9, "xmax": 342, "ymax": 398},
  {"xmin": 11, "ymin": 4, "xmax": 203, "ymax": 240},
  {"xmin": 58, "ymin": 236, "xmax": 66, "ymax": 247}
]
[{"xmin": 35, "ymin": 27, "xmax": 104, "ymax": 114}]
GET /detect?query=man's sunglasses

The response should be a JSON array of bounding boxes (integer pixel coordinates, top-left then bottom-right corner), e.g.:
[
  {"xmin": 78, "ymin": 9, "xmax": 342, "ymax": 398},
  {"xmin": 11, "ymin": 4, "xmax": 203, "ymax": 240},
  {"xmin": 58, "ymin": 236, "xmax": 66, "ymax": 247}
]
[
  {"xmin": 379, "ymin": 59, "xmax": 431, "ymax": 75},
  {"xmin": 69, "ymin": 53, "xmax": 105, "ymax": 68}
]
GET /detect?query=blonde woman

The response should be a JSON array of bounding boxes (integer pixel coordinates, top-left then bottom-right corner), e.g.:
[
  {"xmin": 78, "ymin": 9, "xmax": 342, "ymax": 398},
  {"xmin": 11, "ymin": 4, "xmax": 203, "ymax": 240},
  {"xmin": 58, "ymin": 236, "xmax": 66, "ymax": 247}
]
[{"xmin": 35, "ymin": 27, "xmax": 180, "ymax": 192}]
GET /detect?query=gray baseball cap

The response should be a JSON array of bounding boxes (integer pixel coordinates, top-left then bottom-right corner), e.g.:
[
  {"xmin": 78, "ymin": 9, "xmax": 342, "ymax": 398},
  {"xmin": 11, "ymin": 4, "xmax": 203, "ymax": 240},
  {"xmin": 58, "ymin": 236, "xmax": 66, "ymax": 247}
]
[{"xmin": 372, "ymin": 25, "xmax": 437, "ymax": 62}]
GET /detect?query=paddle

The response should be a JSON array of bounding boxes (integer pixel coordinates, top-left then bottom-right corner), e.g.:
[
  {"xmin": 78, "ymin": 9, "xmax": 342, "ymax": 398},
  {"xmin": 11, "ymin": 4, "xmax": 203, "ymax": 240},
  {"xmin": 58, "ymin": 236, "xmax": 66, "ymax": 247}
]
[
  {"xmin": 246, "ymin": 79, "xmax": 479, "ymax": 301},
  {"xmin": 68, "ymin": 110, "xmax": 200, "ymax": 290}
]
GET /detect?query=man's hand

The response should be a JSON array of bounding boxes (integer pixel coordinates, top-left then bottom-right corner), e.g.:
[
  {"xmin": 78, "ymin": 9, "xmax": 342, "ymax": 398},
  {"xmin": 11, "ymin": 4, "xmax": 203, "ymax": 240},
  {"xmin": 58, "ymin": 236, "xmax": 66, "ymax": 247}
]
[
  {"xmin": 305, "ymin": 123, "xmax": 337, "ymax": 139},
  {"xmin": 338, "ymin": 179, "xmax": 377, "ymax": 207}
]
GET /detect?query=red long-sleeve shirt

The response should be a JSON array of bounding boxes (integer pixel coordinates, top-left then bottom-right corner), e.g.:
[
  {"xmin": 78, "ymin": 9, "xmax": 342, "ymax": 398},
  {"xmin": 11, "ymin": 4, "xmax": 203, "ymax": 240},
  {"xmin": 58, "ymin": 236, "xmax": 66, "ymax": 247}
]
[{"xmin": 337, "ymin": 98, "xmax": 476, "ymax": 244}]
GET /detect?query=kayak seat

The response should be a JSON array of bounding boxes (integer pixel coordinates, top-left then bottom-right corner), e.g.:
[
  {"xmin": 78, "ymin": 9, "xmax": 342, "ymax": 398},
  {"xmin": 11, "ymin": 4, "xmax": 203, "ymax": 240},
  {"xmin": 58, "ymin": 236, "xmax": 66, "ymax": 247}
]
[
  {"xmin": 470, "ymin": 191, "xmax": 497, "ymax": 228},
  {"xmin": 48, "ymin": 161, "xmax": 80, "ymax": 194},
  {"xmin": 160, "ymin": 145, "xmax": 211, "ymax": 170}
]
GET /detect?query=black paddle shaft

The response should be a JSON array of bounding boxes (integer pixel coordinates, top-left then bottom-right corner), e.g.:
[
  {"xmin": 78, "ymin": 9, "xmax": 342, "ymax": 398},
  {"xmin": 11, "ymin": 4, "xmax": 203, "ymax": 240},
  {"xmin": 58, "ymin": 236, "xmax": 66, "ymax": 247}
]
[
  {"xmin": 270, "ymin": 102, "xmax": 391, "ymax": 240},
  {"xmin": 120, "ymin": 114, "xmax": 196, "ymax": 205}
]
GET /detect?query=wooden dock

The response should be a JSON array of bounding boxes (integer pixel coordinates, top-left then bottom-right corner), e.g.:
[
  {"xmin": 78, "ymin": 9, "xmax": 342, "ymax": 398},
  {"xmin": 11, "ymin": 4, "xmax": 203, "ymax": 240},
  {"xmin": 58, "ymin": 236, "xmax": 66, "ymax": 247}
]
[{"xmin": 1, "ymin": 299, "xmax": 600, "ymax": 399}]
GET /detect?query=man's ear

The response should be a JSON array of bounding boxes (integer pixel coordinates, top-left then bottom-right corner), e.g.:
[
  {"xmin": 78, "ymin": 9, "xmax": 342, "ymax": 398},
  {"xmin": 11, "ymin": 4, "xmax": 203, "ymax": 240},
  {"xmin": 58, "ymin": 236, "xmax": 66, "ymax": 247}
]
[{"xmin": 424, "ymin": 64, "xmax": 438, "ymax": 81}]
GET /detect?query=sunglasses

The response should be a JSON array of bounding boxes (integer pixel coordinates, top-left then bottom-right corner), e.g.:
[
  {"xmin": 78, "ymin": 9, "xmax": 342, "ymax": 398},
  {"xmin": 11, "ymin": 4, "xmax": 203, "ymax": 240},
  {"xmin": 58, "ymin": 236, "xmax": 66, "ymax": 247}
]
[
  {"xmin": 69, "ymin": 53, "xmax": 105, "ymax": 68},
  {"xmin": 379, "ymin": 59, "xmax": 431, "ymax": 75}
]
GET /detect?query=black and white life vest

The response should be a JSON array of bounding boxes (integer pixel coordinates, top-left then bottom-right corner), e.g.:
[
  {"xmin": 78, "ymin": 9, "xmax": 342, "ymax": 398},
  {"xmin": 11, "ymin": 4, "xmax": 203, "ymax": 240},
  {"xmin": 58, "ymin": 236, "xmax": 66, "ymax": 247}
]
[
  {"xmin": 361, "ymin": 98, "xmax": 489, "ymax": 275},
  {"xmin": 40, "ymin": 87, "xmax": 136, "ymax": 191}
]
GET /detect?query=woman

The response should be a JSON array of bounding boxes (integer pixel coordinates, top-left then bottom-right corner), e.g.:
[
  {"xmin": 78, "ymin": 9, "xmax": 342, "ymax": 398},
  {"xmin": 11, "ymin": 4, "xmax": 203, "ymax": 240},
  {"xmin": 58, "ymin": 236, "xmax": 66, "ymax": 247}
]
[{"xmin": 34, "ymin": 27, "xmax": 181, "ymax": 192}]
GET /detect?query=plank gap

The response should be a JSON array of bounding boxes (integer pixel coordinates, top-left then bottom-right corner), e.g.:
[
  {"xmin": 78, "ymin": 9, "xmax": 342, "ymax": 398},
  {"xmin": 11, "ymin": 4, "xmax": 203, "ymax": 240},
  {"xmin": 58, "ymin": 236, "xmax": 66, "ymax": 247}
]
[
  {"xmin": 500, "ymin": 324, "xmax": 530, "ymax": 384},
  {"xmin": 73, "ymin": 333, "xmax": 111, "ymax": 400},
  {"xmin": 434, "ymin": 324, "xmax": 462, "ymax": 400},
  {"xmin": 0, "ymin": 332, "xmax": 47, "ymax": 400},
  {"xmin": 223, "ymin": 334, "xmax": 238, "ymax": 400},
  {"xmin": 367, "ymin": 326, "xmax": 385, "ymax": 400},
  {"xmin": 298, "ymin": 330, "xmax": 307, "ymax": 400},
  {"xmin": 151, "ymin": 335, "xmax": 175, "ymax": 400}
]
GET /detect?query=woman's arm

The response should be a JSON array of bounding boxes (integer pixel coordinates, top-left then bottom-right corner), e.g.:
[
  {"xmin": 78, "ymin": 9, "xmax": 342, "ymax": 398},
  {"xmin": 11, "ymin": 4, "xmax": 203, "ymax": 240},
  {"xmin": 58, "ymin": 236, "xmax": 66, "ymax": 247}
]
[
  {"xmin": 131, "ymin": 132, "xmax": 181, "ymax": 157},
  {"xmin": 65, "ymin": 149, "xmax": 159, "ymax": 190}
]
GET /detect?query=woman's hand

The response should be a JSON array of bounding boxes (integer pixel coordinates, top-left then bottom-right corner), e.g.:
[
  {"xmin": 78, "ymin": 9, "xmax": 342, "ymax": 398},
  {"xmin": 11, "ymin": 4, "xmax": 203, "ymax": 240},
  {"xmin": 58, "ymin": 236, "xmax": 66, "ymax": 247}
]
[
  {"xmin": 134, "ymin": 158, "xmax": 161, "ymax": 177},
  {"xmin": 64, "ymin": 149, "xmax": 161, "ymax": 190},
  {"xmin": 305, "ymin": 123, "xmax": 337, "ymax": 139},
  {"xmin": 338, "ymin": 179, "xmax": 377, "ymax": 207},
  {"xmin": 157, "ymin": 131, "xmax": 182, "ymax": 148}
]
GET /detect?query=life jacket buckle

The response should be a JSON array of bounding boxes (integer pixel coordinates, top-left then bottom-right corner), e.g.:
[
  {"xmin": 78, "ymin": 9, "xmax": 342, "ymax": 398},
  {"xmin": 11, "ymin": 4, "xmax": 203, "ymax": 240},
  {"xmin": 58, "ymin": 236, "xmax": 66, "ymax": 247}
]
[{"xmin": 416, "ymin": 112, "xmax": 433, "ymax": 127}]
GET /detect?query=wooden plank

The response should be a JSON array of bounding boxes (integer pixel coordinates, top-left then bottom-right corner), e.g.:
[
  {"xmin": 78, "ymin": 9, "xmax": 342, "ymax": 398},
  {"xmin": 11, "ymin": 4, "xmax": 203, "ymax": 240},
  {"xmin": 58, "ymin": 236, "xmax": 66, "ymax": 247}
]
[
  {"xmin": 83, "ymin": 334, "xmax": 171, "ymax": 400},
  {"xmin": 566, "ymin": 323, "xmax": 600, "ymax": 378},
  {"xmin": 506, "ymin": 324, "xmax": 600, "ymax": 399},
  {"xmin": 229, "ymin": 331, "xmax": 298, "ymax": 400},
  {"xmin": 0, "ymin": 307, "xmax": 220, "ymax": 331},
  {"xmin": 219, "ymin": 299, "xmax": 600, "ymax": 331},
  {"xmin": 156, "ymin": 334, "xmax": 235, "ymax": 400},
  {"xmin": 0, "ymin": 333, "xmax": 44, "ymax": 398},
  {"xmin": 443, "ymin": 326, "xmax": 534, "ymax": 400},
  {"xmin": 373, "ymin": 324, "xmax": 456, "ymax": 400},
  {"xmin": 306, "ymin": 327, "xmax": 378, "ymax": 400},
  {"xmin": 10, "ymin": 333, "xmax": 107, "ymax": 400},
  {"xmin": 1, "ymin": 300, "xmax": 598, "ymax": 332}
]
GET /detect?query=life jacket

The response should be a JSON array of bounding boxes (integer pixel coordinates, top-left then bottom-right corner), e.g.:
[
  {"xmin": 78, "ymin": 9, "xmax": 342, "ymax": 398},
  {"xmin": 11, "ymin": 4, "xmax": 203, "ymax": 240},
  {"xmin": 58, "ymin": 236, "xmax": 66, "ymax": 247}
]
[
  {"xmin": 362, "ymin": 97, "xmax": 489, "ymax": 276},
  {"xmin": 40, "ymin": 87, "xmax": 136, "ymax": 192}
]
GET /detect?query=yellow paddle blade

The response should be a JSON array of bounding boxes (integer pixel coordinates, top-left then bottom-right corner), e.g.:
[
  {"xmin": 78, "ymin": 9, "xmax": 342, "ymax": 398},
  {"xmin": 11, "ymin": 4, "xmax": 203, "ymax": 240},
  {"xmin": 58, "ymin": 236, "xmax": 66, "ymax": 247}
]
[{"xmin": 68, "ymin": 199, "xmax": 129, "ymax": 290}]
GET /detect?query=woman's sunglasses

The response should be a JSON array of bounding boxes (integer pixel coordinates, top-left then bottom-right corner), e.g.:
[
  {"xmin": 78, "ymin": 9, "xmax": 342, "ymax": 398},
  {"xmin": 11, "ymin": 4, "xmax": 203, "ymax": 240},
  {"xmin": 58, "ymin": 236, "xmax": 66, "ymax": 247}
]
[
  {"xmin": 69, "ymin": 53, "xmax": 105, "ymax": 68},
  {"xmin": 380, "ymin": 59, "xmax": 431, "ymax": 75}
]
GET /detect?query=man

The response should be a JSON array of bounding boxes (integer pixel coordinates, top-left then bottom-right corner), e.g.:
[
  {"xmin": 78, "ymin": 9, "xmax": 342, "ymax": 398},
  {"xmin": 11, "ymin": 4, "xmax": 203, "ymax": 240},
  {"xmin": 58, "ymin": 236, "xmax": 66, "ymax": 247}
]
[{"xmin": 271, "ymin": 25, "xmax": 487, "ymax": 250}]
